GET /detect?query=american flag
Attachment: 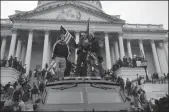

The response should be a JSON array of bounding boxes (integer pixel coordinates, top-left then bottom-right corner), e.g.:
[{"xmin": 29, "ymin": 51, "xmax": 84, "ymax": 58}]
[{"xmin": 60, "ymin": 25, "xmax": 76, "ymax": 45}]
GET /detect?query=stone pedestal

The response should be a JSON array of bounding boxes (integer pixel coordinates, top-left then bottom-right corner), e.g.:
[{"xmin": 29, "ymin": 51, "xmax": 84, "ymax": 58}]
[
  {"xmin": 142, "ymin": 83, "xmax": 168, "ymax": 100},
  {"xmin": 1, "ymin": 67, "xmax": 20, "ymax": 86},
  {"xmin": 115, "ymin": 67, "xmax": 148, "ymax": 81}
]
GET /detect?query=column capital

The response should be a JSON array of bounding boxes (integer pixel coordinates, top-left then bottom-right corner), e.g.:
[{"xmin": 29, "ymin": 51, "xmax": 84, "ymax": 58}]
[
  {"xmin": 44, "ymin": 30, "xmax": 50, "ymax": 35},
  {"xmin": 118, "ymin": 32, "xmax": 123, "ymax": 37},
  {"xmin": 163, "ymin": 38, "xmax": 168, "ymax": 43},
  {"xmin": 138, "ymin": 39, "xmax": 144, "ymax": 41},
  {"xmin": 75, "ymin": 30, "xmax": 80, "ymax": 33},
  {"xmin": 98, "ymin": 39, "xmax": 104, "ymax": 48},
  {"xmin": 157, "ymin": 41, "xmax": 164, "ymax": 48},
  {"xmin": 91, "ymin": 30, "xmax": 95, "ymax": 33},
  {"xmin": 12, "ymin": 28, "xmax": 18, "ymax": 33},
  {"xmin": 103, "ymin": 31, "xmax": 109, "ymax": 34},
  {"xmin": 28, "ymin": 29, "xmax": 34, "ymax": 34},
  {"xmin": 126, "ymin": 39, "xmax": 132, "ymax": 42},
  {"xmin": 150, "ymin": 39, "xmax": 155, "ymax": 44}
]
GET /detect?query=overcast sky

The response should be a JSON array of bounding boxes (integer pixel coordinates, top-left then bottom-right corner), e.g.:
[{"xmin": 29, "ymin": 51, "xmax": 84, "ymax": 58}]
[{"xmin": 1, "ymin": 1, "xmax": 168, "ymax": 29}]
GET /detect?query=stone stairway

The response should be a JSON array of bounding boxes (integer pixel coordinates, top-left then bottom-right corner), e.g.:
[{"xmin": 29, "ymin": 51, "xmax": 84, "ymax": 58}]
[{"xmin": 140, "ymin": 83, "xmax": 168, "ymax": 100}]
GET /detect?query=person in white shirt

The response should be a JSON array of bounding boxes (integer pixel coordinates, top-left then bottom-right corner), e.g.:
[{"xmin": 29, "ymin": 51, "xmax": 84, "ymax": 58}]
[{"xmin": 19, "ymin": 99, "xmax": 26, "ymax": 111}]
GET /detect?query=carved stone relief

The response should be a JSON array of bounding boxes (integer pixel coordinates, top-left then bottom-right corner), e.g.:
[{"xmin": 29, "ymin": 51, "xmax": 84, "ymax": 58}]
[{"xmin": 56, "ymin": 8, "xmax": 81, "ymax": 20}]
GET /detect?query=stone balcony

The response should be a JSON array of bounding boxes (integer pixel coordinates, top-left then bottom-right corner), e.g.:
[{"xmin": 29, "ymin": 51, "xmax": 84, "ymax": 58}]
[
  {"xmin": 1, "ymin": 67, "xmax": 20, "ymax": 86},
  {"xmin": 1, "ymin": 19, "xmax": 12, "ymax": 24},
  {"xmin": 123, "ymin": 23, "xmax": 163, "ymax": 29},
  {"xmin": 114, "ymin": 67, "xmax": 148, "ymax": 82}
]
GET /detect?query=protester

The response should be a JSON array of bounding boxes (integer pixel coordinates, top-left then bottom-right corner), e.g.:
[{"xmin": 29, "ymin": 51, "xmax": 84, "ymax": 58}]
[
  {"xmin": 112, "ymin": 55, "xmax": 145, "ymax": 71},
  {"xmin": 48, "ymin": 34, "xmax": 70, "ymax": 78},
  {"xmin": 31, "ymin": 84, "xmax": 39, "ymax": 103},
  {"xmin": 0, "ymin": 55, "xmax": 26, "ymax": 73},
  {"xmin": 13, "ymin": 87, "xmax": 22, "ymax": 103},
  {"xmin": 18, "ymin": 98, "xmax": 26, "ymax": 111}
]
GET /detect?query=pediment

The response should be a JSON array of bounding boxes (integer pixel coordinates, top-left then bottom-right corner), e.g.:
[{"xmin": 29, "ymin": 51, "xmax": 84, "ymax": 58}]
[{"xmin": 10, "ymin": 4, "xmax": 125, "ymax": 24}]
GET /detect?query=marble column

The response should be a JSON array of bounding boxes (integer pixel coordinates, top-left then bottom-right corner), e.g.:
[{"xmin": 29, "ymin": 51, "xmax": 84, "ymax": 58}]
[
  {"xmin": 127, "ymin": 39, "xmax": 132, "ymax": 59},
  {"xmin": 20, "ymin": 43, "xmax": 26, "ymax": 63},
  {"xmin": 111, "ymin": 44, "xmax": 116, "ymax": 64},
  {"xmin": 114, "ymin": 40, "xmax": 120, "ymax": 60},
  {"xmin": 163, "ymin": 39, "xmax": 168, "ymax": 61},
  {"xmin": 118, "ymin": 33, "xmax": 125, "ymax": 59},
  {"xmin": 42, "ymin": 30, "xmax": 50, "ymax": 69},
  {"xmin": 1, "ymin": 36, "xmax": 7, "ymax": 60},
  {"xmin": 104, "ymin": 32, "xmax": 111, "ymax": 69},
  {"xmin": 138, "ymin": 39, "xmax": 145, "ymax": 58},
  {"xmin": 75, "ymin": 31, "xmax": 80, "ymax": 64},
  {"xmin": 15, "ymin": 39, "xmax": 22, "ymax": 59},
  {"xmin": 150, "ymin": 40, "xmax": 161, "ymax": 74},
  {"xmin": 8, "ymin": 29, "xmax": 17, "ymax": 59},
  {"xmin": 47, "ymin": 37, "xmax": 51, "ymax": 65},
  {"xmin": 25, "ymin": 30, "xmax": 34, "ymax": 74}
]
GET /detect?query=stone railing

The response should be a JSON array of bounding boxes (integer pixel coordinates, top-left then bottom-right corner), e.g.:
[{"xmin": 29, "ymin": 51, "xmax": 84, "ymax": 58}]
[
  {"xmin": 123, "ymin": 23, "xmax": 163, "ymax": 29},
  {"xmin": 1, "ymin": 19, "xmax": 12, "ymax": 24}
]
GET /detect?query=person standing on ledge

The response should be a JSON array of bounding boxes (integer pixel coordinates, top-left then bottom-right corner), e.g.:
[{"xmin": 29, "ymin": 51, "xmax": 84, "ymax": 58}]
[{"xmin": 48, "ymin": 34, "xmax": 70, "ymax": 79}]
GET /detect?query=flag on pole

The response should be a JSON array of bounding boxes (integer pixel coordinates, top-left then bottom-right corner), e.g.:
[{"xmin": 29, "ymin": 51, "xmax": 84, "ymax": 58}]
[
  {"xmin": 86, "ymin": 18, "xmax": 90, "ymax": 39},
  {"xmin": 60, "ymin": 25, "xmax": 76, "ymax": 47}
]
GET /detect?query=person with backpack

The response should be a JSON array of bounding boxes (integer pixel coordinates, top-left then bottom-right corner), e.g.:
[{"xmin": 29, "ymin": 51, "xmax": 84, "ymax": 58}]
[
  {"xmin": 13, "ymin": 87, "xmax": 22, "ymax": 103},
  {"xmin": 31, "ymin": 84, "xmax": 40, "ymax": 103},
  {"xmin": 38, "ymin": 81, "xmax": 45, "ymax": 97}
]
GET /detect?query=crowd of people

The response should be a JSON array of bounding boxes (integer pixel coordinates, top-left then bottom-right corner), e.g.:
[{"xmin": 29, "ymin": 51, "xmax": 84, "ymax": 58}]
[
  {"xmin": 0, "ymin": 72, "xmax": 46, "ymax": 111},
  {"xmin": 0, "ymin": 56, "xmax": 26, "ymax": 73},
  {"xmin": 112, "ymin": 56, "xmax": 145, "ymax": 72},
  {"xmin": 0, "ymin": 29, "xmax": 168, "ymax": 111},
  {"xmin": 149, "ymin": 94, "xmax": 169, "ymax": 112},
  {"xmin": 151, "ymin": 72, "xmax": 168, "ymax": 84}
]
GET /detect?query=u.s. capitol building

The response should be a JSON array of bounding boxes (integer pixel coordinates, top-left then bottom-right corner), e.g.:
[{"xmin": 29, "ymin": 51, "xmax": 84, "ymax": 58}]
[{"xmin": 1, "ymin": 1, "xmax": 168, "ymax": 84}]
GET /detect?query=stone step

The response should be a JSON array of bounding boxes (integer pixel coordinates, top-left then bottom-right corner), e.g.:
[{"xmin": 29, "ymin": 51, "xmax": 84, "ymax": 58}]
[{"xmin": 141, "ymin": 83, "xmax": 168, "ymax": 100}]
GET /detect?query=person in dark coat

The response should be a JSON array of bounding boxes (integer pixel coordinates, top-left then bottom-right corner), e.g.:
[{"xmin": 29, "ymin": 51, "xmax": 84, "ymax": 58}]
[
  {"xmin": 123, "ymin": 56, "xmax": 127, "ymax": 67},
  {"xmin": 13, "ymin": 57, "xmax": 17, "ymax": 69},
  {"xmin": 120, "ymin": 78, "xmax": 125, "ymax": 92},
  {"xmin": 31, "ymin": 84, "xmax": 40, "ymax": 103},
  {"xmin": 13, "ymin": 87, "xmax": 22, "ymax": 103},
  {"xmin": 39, "ymin": 82, "xmax": 45, "ymax": 95},
  {"xmin": 2, "ymin": 57, "xmax": 7, "ymax": 67},
  {"xmin": 4, "ymin": 82, "xmax": 11, "ymax": 95},
  {"xmin": 41, "ymin": 69, "xmax": 46, "ymax": 80},
  {"xmin": 132, "ymin": 57, "xmax": 137, "ymax": 67},
  {"xmin": 8, "ymin": 56, "xmax": 13, "ymax": 67},
  {"xmin": 76, "ymin": 33, "xmax": 89, "ymax": 76},
  {"xmin": 118, "ymin": 58, "xmax": 123, "ymax": 67},
  {"xmin": 45, "ymin": 63, "xmax": 48, "ymax": 71},
  {"xmin": 29, "ymin": 70, "xmax": 32, "ymax": 79},
  {"xmin": 22, "ymin": 91, "xmax": 29, "ymax": 103},
  {"xmin": 49, "ymin": 34, "xmax": 71, "ymax": 78}
]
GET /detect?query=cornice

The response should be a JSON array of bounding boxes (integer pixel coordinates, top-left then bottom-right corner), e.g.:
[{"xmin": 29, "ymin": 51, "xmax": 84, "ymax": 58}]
[
  {"xmin": 9, "ymin": 3, "xmax": 125, "ymax": 24},
  {"xmin": 1, "ymin": 24, "xmax": 13, "ymax": 28},
  {"xmin": 123, "ymin": 28, "xmax": 168, "ymax": 33},
  {"xmin": 12, "ymin": 18, "xmax": 120, "ymax": 25}
]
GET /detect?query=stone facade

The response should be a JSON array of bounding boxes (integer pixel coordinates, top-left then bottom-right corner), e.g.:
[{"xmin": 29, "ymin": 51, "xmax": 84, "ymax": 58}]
[{"xmin": 1, "ymin": 1, "xmax": 168, "ymax": 76}]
